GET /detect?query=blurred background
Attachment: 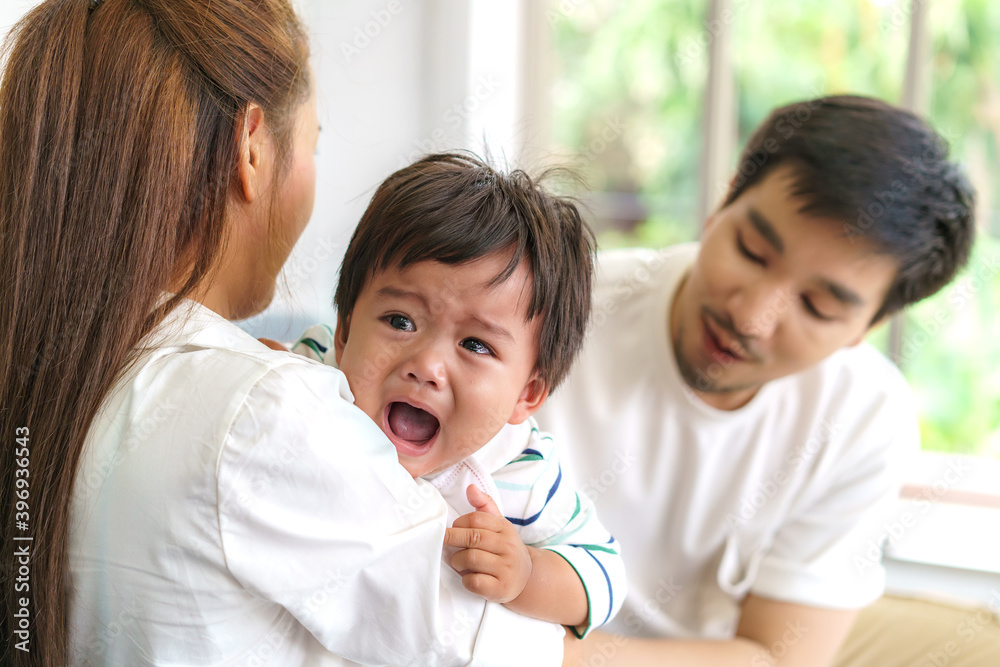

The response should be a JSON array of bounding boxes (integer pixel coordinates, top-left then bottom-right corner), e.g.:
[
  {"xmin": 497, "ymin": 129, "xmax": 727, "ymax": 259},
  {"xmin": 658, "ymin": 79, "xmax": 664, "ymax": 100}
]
[{"xmin": 2, "ymin": 0, "xmax": 996, "ymax": 462}]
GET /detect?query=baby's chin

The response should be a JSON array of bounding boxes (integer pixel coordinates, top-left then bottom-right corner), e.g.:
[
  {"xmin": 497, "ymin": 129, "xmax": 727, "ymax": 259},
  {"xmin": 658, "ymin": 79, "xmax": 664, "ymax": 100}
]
[
  {"xmin": 398, "ymin": 457, "xmax": 425, "ymax": 478},
  {"xmin": 395, "ymin": 439, "xmax": 479, "ymax": 479},
  {"xmin": 398, "ymin": 455, "xmax": 461, "ymax": 479}
]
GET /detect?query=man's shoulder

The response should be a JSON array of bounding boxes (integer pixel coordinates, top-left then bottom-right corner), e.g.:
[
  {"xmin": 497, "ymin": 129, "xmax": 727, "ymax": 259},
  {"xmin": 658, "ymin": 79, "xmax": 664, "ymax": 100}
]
[
  {"xmin": 594, "ymin": 243, "xmax": 697, "ymax": 287},
  {"xmin": 784, "ymin": 342, "xmax": 916, "ymax": 430},
  {"xmin": 808, "ymin": 342, "xmax": 910, "ymax": 394},
  {"xmin": 588, "ymin": 244, "xmax": 697, "ymax": 331}
]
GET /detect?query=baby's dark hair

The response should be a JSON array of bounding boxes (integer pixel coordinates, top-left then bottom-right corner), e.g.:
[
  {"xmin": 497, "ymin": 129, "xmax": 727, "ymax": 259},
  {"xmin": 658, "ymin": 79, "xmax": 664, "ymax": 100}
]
[{"xmin": 335, "ymin": 151, "xmax": 596, "ymax": 390}]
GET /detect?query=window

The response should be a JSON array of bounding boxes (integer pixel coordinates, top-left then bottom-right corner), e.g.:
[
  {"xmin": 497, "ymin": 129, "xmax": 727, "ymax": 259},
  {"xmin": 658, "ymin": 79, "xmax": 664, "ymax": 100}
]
[
  {"xmin": 549, "ymin": 0, "xmax": 706, "ymax": 246},
  {"xmin": 907, "ymin": 0, "xmax": 1000, "ymax": 457}
]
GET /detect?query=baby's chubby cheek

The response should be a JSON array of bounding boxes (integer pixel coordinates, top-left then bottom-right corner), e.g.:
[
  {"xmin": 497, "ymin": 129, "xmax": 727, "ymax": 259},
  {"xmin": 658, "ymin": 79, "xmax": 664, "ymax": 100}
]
[
  {"xmin": 353, "ymin": 394, "xmax": 382, "ymax": 428},
  {"xmin": 448, "ymin": 425, "xmax": 496, "ymax": 461},
  {"xmin": 337, "ymin": 368, "xmax": 382, "ymax": 427}
]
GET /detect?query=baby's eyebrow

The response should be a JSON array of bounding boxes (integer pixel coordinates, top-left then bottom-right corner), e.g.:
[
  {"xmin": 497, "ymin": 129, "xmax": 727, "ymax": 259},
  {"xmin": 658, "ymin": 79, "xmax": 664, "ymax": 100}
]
[
  {"xmin": 376, "ymin": 286, "xmax": 429, "ymax": 308},
  {"xmin": 471, "ymin": 316, "xmax": 514, "ymax": 344}
]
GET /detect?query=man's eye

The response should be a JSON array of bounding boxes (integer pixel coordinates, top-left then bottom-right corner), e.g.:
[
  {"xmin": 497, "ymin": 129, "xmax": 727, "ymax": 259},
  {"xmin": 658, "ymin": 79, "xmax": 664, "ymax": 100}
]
[
  {"xmin": 737, "ymin": 232, "xmax": 766, "ymax": 266},
  {"xmin": 386, "ymin": 315, "xmax": 414, "ymax": 331},
  {"xmin": 801, "ymin": 296, "xmax": 833, "ymax": 321},
  {"xmin": 460, "ymin": 338, "xmax": 493, "ymax": 356}
]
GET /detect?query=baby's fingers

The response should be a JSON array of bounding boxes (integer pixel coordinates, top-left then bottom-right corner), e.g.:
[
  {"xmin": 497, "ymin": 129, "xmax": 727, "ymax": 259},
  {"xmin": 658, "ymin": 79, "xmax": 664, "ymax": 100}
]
[
  {"xmin": 450, "ymin": 509, "xmax": 507, "ymax": 533},
  {"xmin": 443, "ymin": 525, "xmax": 505, "ymax": 554},
  {"xmin": 466, "ymin": 484, "xmax": 503, "ymax": 517},
  {"xmin": 450, "ymin": 545, "xmax": 503, "ymax": 576},
  {"xmin": 258, "ymin": 337, "xmax": 290, "ymax": 352},
  {"xmin": 460, "ymin": 571, "xmax": 505, "ymax": 601}
]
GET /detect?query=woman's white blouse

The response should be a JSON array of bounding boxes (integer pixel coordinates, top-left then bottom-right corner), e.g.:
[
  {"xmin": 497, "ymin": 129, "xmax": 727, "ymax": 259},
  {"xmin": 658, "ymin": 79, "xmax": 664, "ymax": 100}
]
[{"xmin": 68, "ymin": 299, "xmax": 562, "ymax": 666}]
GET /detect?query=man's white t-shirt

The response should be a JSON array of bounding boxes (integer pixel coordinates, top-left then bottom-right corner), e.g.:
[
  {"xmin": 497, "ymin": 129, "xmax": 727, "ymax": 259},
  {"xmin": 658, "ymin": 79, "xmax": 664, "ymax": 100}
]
[{"xmin": 537, "ymin": 244, "xmax": 917, "ymax": 640}]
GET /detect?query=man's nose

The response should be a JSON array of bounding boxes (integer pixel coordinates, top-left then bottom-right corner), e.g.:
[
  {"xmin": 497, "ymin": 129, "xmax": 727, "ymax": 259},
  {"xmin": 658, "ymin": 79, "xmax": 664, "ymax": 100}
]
[{"xmin": 728, "ymin": 280, "xmax": 793, "ymax": 340}]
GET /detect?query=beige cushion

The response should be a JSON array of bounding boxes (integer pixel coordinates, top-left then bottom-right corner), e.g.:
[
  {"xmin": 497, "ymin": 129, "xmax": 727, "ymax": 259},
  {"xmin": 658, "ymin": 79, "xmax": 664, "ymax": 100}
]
[{"xmin": 833, "ymin": 596, "xmax": 1000, "ymax": 667}]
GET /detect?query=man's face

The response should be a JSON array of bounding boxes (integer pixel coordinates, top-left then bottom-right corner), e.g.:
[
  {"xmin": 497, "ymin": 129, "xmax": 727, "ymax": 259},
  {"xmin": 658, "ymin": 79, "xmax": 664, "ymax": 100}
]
[
  {"xmin": 334, "ymin": 253, "xmax": 548, "ymax": 478},
  {"xmin": 670, "ymin": 164, "xmax": 899, "ymax": 410}
]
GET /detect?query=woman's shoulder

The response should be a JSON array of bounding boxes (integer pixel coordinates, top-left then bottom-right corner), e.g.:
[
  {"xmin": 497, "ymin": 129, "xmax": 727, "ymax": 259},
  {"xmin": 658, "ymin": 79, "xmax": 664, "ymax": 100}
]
[
  {"xmin": 93, "ymin": 320, "xmax": 358, "ymax": 470},
  {"xmin": 170, "ymin": 345, "xmax": 357, "ymax": 436},
  {"xmin": 144, "ymin": 301, "xmax": 353, "ymax": 404},
  {"xmin": 230, "ymin": 349, "xmax": 357, "ymax": 423}
]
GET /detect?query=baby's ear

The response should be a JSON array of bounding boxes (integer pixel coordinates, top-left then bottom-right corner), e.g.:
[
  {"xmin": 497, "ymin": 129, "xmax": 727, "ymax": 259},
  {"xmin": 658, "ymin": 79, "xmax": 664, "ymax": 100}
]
[
  {"xmin": 333, "ymin": 315, "xmax": 351, "ymax": 366},
  {"xmin": 508, "ymin": 375, "xmax": 550, "ymax": 425}
]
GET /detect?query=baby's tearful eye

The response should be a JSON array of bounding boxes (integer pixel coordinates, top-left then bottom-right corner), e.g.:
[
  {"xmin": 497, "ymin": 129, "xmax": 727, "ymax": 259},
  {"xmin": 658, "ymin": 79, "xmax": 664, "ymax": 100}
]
[
  {"xmin": 460, "ymin": 338, "xmax": 492, "ymax": 355},
  {"xmin": 388, "ymin": 315, "xmax": 414, "ymax": 331}
]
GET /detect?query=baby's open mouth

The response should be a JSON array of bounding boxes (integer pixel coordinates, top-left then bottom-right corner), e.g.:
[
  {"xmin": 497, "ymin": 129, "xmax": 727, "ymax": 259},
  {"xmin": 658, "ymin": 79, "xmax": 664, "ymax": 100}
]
[{"xmin": 387, "ymin": 402, "xmax": 440, "ymax": 446}]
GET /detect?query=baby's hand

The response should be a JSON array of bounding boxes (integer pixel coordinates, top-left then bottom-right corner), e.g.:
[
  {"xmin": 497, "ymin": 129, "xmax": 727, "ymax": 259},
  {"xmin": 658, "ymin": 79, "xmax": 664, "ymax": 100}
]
[
  {"xmin": 258, "ymin": 338, "xmax": 290, "ymax": 352},
  {"xmin": 443, "ymin": 485, "xmax": 532, "ymax": 604}
]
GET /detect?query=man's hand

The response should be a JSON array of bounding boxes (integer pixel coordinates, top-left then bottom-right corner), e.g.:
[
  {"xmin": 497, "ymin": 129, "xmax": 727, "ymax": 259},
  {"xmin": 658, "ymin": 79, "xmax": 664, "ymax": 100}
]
[
  {"xmin": 562, "ymin": 627, "xmax": 585, "ymax": 667},
  {"xmin": 443, "ymin": 485, "xmax": 533, "ymax": 604}
]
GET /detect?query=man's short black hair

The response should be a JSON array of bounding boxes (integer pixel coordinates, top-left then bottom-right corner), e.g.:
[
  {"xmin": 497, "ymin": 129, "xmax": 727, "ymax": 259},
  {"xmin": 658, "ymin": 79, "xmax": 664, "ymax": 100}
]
[{"xmin": 724, "ymin": 95, "xmax": 975, "ymax": 322}]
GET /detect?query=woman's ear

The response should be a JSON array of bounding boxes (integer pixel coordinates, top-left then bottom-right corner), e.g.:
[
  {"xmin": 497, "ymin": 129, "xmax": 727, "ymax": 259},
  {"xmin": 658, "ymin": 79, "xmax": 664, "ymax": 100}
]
[
  {"xmin": 333, "ymin": 315, "xmax": 351, "ymax": 366},
  {"xmin": 508, "ymin": 375, "xmax": 550, "ymax": 425},
  {"xmin": 235, "ymin": 103, "xmax": 268, "ymax": 204}
]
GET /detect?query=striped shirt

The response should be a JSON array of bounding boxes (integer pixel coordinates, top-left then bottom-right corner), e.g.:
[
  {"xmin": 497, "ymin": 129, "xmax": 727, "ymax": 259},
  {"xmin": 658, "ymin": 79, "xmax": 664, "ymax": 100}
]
[{"xmin": 293, "ymin": 324, "xmax": 626, "ymax": 637}]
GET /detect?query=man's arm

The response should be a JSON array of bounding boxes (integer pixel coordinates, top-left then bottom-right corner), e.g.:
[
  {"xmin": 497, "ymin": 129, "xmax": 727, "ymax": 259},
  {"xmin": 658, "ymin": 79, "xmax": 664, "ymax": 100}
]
[
  {"xmin": 563, "ymin": 595, "xmax": 857, "ymax": 667},
  {"xmin": 736, "ymin": 594, "xmax": 857, "ymax": 666}
]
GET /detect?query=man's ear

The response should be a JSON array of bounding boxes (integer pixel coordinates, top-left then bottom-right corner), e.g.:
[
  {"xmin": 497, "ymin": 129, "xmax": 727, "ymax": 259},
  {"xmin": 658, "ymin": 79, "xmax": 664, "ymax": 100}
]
[
  {"xmin": 235, "ymin": 103, "xmax": 268, "ymax": 204},
  {"xmin": 846, "ymin": 332, "xmax": 866, "ymax": 347},
  {"xmin": 702, "ymin": 204, "xmax": 725, "ymax": 235},
  {"xmin": 848, "ymin": 314, "xmax": 889, "ymax": 347},
  {"xmin": 508, "ymin": 375, "xmax": 550, "ymax": 425},
  {"xmin": 333, "ymin": 314, "xmax": 351, "ymax": 366}
]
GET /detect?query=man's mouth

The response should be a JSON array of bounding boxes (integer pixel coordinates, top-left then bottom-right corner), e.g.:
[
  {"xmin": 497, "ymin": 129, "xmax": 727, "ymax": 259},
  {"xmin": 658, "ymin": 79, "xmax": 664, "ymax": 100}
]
[
  {"xmin": 384, "ymin": 401, "xmax": 440, "ymax": 457},
  {"xmin": 703, "ymin": 313, "xmax": 748, "ymax": 363}
]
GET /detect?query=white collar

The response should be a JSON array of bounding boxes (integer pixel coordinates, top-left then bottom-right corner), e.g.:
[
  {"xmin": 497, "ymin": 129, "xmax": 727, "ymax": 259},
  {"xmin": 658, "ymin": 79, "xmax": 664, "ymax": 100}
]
[{"xmin": 143, "ymin": 296, "xmax": 267, "ymax": 357}]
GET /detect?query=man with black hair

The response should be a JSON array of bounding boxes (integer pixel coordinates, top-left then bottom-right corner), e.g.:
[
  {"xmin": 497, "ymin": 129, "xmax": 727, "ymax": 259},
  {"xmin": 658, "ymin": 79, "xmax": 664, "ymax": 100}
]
[{"xmin": 543, "ymin": 96, "xmax": 991, "ymax": 666}]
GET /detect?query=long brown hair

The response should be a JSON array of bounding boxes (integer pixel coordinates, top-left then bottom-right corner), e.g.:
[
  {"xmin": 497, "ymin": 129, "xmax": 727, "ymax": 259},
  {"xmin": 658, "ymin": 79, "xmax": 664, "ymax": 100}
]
[{"xmin": 0, "ymin": 0, "xmax": 308, "ymax": 663}]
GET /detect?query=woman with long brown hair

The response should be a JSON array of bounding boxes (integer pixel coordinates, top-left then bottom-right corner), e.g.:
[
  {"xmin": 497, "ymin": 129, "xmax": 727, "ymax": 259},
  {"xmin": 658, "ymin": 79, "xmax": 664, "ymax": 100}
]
[{"xmin": 0, "ymin": 1, "xmax": 562, "ymax": 664}]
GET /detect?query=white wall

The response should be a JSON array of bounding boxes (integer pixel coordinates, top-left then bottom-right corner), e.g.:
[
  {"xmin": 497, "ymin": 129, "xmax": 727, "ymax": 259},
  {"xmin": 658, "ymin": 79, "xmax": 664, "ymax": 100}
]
[
  {"xmin": 256, "ymin": 0, "xmax": 528, "ymax": 341},
  {"xmin": 0, "ymin": 0, "xmax": 37, "ymax": 30},
  {"xmin": 1, "ymin": 0, "xmax": 530, "ymax": 340},
  {"xmin": 259, "ymin": 0, "xmax": 440, "ymax": 340}
]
